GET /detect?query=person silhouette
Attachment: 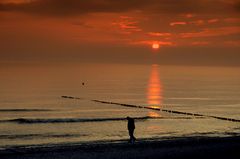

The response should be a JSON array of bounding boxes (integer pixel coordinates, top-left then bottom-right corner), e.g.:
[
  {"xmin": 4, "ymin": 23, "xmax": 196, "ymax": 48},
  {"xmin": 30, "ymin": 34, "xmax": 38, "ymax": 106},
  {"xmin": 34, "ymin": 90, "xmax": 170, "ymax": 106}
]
[{"xmin": 127, "ymin": 116, "xmax": 136, "ymax": 143}]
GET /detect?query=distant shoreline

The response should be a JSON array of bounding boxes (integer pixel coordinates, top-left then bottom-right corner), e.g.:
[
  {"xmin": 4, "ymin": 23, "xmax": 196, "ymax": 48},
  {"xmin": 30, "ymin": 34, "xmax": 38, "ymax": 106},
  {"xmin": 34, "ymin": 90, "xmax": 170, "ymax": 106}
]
[{"xmin": 1, "ymin": 135, "xmax": 240, "ymax": 159}]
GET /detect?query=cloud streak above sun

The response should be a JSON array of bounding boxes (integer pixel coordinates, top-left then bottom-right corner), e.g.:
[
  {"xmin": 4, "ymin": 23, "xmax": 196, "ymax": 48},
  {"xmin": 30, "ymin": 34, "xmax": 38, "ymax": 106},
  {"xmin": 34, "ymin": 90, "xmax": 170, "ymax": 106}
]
[{"xmin": 0, "ymin": 0, "xmax": 240, "ymax": 65}]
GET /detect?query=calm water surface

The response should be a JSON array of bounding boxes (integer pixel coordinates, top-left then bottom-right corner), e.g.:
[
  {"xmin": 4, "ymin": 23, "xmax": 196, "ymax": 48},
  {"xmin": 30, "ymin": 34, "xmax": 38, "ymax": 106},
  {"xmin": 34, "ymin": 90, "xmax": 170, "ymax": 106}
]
[{"xmin": 0, "ymin": 63, "xmax": 240, "ymax": 148}]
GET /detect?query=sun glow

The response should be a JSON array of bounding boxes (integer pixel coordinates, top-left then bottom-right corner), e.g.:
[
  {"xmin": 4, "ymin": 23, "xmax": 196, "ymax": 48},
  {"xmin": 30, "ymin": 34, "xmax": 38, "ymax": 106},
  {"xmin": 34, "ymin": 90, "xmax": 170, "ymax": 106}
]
[{"xmin": 152, "ymin": 43, "xmax": 160, "ymax": 49}]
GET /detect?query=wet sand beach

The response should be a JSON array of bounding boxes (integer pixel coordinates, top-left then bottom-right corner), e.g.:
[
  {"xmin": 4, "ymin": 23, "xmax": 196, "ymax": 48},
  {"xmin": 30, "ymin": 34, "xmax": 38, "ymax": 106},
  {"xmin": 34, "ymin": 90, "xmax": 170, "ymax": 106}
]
[{"xmin": 1, "ymin": 136, "xmax": 240, "ymax": 159}]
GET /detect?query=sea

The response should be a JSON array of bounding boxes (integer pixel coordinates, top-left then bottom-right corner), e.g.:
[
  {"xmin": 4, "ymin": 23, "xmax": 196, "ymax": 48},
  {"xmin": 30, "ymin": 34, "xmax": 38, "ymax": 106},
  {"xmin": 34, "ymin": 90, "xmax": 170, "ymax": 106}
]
[{"xmin": 0, "ymin": 63, "xmax": 240, "ymax": 148}]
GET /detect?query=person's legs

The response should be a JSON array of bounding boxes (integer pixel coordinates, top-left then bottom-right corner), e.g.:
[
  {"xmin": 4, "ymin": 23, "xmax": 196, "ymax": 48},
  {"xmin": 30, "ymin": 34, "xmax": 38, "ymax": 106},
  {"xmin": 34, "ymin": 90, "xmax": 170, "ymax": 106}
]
[
  {"xmin": 132, "ymin": 129, "xmax": 136, "ymax": 142},
  {"xmin": 128, "ymin": 130, "xmax": 131, "ymax": 142},
  {"xmin": 128, "ymin": 129, "xmax": 135, "ymax": 143}
]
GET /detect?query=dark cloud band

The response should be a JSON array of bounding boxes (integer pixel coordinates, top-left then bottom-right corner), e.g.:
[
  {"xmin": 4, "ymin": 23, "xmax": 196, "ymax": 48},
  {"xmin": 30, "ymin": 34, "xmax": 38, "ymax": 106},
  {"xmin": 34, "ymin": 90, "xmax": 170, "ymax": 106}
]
[{"xmin": 0, "ymin": 0, "xmax": 239, "ymax": 16}]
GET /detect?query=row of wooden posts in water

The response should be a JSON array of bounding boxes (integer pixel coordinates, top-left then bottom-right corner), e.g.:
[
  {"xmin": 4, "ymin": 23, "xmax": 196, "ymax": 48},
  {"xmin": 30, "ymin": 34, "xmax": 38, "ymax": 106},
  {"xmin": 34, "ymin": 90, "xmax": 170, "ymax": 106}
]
[{"xmin": 61, "ymin": 96, "xmax": 240, "ymax": 123}]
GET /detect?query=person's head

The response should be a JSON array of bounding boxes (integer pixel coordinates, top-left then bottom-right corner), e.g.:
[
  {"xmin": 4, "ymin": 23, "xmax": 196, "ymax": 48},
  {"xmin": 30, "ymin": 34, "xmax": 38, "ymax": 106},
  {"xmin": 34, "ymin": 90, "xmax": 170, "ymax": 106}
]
[{"xmin": 127, "ymin": 116, "xmax": 130, "ymax": 120}]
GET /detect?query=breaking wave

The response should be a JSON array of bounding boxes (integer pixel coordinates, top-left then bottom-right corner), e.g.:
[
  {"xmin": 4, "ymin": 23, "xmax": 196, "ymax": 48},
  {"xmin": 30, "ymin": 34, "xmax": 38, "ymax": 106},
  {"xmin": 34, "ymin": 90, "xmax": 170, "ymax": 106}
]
[
  {"xmin": 0, "ymin": 109, "xmax": 52, "ymax": 112},
  {"xmin": 1, "ymin": 116, "xmax": 199, "ymax": 124}
]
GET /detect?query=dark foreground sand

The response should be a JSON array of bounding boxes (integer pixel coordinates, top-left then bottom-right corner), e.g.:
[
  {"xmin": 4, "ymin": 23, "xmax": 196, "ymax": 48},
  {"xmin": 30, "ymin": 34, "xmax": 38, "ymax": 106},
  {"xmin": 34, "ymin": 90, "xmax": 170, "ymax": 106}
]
[{"xmin": 1, "ymin": 136, "xmax": 240, "ymax": 159}]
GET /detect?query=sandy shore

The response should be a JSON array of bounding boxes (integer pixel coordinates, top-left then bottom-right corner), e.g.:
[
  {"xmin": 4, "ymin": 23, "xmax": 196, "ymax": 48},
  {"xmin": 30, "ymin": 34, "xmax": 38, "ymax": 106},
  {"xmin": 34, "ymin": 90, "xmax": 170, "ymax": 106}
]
[{"xmin": 1, "ymin": 136, "xmax": 240, "ymax": 159}]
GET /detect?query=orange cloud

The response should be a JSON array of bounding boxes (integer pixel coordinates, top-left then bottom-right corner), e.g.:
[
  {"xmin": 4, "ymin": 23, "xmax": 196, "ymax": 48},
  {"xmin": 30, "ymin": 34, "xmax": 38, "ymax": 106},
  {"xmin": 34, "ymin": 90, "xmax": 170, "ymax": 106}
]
[
  {"xmin": 0, "ymin": 0, "xmax": 32, "ymax": 4},
  {"xmin": 190, "ymin": 20, "xmax": 205, "ymax": 25},
  {"xmin": 191, "ymin": 41, "xmax": 210, "ymax": 46},
  {"xmin": 180, "ymin": 26, "xmax": 240, "ymax": 38},
  {"xmin": 147, "ymin": 32, "xmax": 172, "ymax": 37},
  {"xmin": 170, "ymin": 21, "xmax": 187, "ymax": 26},
  {"xmin": 223, "ymin": 18, "xmax": 240, "ymax": 23},
  {"xmin": 224, "ymin": 40, "xmax": 240, "ymax": 47},
  {"xmin": 208, "ymin": 18, "xmax": 219, "ymax": 23},
  {"xmin": 131, "ymin": 40, "xmax": 174, "ymax": 47},
  {"xmin": 119, "ymin": 15, "xmax": 132, "ymax": 19},
  {"xmin": 112, "ymin": 16, "xmax": 142, "ymax": 33},
  {"xmin": 182, "ymin": 13, "xmax": 195, "ymax": 18}
]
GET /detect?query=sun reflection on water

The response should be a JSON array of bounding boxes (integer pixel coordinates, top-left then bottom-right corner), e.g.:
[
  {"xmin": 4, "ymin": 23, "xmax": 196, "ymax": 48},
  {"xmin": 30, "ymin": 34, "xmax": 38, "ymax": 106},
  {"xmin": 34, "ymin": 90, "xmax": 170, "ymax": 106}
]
[
  {"xmin": 147, "ymin": 64, "xmax": 162, "ymax": 117},
  {"xmin": 148, "ymin": 111, "xmax": 161, "ymax": 117}
]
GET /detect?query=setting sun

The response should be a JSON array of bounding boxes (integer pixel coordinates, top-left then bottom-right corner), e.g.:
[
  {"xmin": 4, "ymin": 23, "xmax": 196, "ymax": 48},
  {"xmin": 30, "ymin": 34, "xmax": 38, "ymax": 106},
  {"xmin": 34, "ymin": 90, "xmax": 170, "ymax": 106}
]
[{"xmin": 152, "ymin": 43, "xmax": 160, "ymax": 49}]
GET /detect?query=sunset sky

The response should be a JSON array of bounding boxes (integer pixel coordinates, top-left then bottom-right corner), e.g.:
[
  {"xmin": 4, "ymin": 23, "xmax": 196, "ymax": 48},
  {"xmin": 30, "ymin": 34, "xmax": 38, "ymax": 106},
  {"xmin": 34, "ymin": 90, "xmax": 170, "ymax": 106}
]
[{"xmin": 0, "ymin": 0, "xmax": 240, "ymax": 66}]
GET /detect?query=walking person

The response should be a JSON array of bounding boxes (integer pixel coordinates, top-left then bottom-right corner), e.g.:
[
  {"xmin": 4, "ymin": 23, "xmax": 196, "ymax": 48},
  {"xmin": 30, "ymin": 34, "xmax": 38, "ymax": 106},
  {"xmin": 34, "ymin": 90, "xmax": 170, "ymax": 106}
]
[{"xmin": 127, "ymin": 116, "xmax": 136, "ymax": 143}]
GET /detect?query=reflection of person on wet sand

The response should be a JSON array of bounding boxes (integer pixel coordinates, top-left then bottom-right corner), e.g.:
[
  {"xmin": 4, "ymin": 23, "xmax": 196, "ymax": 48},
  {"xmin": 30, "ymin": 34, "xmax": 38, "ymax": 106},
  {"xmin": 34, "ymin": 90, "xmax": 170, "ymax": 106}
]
[{"xmin": 127, "ymin": 116, "xmax": 136, "ymax": 143}]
